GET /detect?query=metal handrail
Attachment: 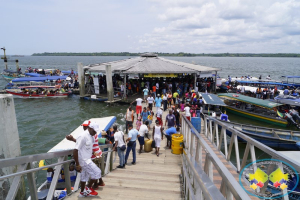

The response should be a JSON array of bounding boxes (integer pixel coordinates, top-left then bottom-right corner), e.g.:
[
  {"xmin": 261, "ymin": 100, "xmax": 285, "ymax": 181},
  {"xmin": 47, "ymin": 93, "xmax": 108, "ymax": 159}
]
[
  {"xmin": 202, "ymin": 115, "xmax": 300, "ymax": 199},
  {"xmin": 181, "ymin": 115, "xmax": 251, "ymax": 200},
  {"xmin": 0, "ymin": 144, "xmax": 114, "ymax": 200},
  {"xmin": 203, "ymin": 115, "xmax": 300, "ymax": 172}
]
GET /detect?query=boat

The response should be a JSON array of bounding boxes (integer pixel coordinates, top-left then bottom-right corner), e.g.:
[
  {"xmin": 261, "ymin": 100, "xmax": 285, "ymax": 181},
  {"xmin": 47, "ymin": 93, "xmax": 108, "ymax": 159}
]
[
  {"xmin": 218, "ymin": 93, "xmax": 289, "ymax": 127},
  {"xmin": 271, "ymin": 95, "xmax": 300, "ymax": 107},
  {"xmin": 282, "ymin": 76, "xmax": 300, "ymax": 88},
  {"xmin": 1, "ymin": 69, "xmax": 24, "ymax": 81},
  {"xmin": 6, "ymin": 86, "xmax": 70, "ymax": 98},
  {"xmin": 28, "ymin": 116, "xmax": 117, "ymax": 200},
  {"xmin": 217, "ymin": 120, "xmax": 300, "ymax": 150},
  {"xmin": 199, "ymin": 93, "xmax": 227, "ymax": 116}
]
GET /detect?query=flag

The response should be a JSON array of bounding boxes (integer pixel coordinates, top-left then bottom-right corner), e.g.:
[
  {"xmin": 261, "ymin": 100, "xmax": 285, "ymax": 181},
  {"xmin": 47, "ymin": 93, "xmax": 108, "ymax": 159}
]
[{"xmin": 277, "ymin": 110, "xmax": 283, "ymax": 118}]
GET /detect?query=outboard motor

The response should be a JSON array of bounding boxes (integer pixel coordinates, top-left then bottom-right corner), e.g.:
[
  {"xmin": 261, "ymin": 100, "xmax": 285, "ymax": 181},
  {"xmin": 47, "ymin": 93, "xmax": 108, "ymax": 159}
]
[
  {"xmin": 285, "ymin": 112, "xmax": 300, "ymax": 129},
  {"xmin": 289, "ymin": 109, "xmax": 300, "ymax": 123},
  {"xmin": 220, "ymin": 113, "xmax": 229, "ymax": 121}
]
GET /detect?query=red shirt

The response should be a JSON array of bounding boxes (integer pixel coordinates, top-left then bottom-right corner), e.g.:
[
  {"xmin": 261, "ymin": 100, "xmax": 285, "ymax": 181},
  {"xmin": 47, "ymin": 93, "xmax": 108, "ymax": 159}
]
[{"xmin": 152, "ymin": 86, "xmax": 156, "ymax": 92}]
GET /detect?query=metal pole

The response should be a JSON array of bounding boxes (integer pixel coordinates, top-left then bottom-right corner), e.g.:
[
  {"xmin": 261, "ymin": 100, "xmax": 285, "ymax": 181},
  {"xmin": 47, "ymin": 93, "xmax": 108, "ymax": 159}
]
[
  {"xmin": 105, "ymin": 65, "xmax": 114, "ymax": 103},
  {"xmin": 16, "ymin": 59, "xmax": 19, "ymax": 72},
  {"xmin": 124, "ymin": 74, "xmax": 127, "ymax": 100},
  {"xmin": 77, "ymin": 62, "xmax": 85, "ymax": 97},
  {"xmin": 214, "ymin": 71, "xmax": 217, "ymax": 93},
  {"xmin": 194, "ymin": 73, "xmax": 197, "ymax": 91},
  {"xmin": 1, "ymin": 47, "xmax": 8, "ymax": 70}
]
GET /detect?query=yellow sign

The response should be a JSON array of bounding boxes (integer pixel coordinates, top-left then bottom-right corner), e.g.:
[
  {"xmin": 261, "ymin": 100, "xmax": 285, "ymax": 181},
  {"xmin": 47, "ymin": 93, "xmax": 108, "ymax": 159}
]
[{"xmin": 144, "ymin": 73, "xmax": 178, "ymax": 78}]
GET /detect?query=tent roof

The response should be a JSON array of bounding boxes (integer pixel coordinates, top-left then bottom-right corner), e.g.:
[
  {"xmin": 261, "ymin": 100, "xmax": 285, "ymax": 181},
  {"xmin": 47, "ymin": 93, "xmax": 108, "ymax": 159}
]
[
  {"xmin": 84, "ymin": 56, "xmax": 220, "ymax": 74},
  {"xmin": 218, "ymin": 93, "xmax": 283, "ymax": 109},
  {"xmin": 200, "ymin": 93, "xmax": 227, "ymax": 106}
]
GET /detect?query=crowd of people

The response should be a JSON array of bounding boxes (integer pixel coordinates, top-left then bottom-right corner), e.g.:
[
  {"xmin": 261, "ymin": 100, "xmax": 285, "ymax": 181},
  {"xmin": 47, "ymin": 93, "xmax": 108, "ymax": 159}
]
[{"xmin": 85, "ymin": 74, "xmax": 215, "ymax": 97}]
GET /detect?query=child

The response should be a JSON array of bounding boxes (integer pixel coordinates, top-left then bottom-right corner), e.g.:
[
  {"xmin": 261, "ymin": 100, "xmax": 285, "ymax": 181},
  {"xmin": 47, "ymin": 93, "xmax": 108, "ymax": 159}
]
[
  {"xmin": 147, "ymin": 111, "xmax": 154, "ymax": 128},
  {"xmin": 136, "ymin": 116, "xmax": 142, "ymax": 131}
]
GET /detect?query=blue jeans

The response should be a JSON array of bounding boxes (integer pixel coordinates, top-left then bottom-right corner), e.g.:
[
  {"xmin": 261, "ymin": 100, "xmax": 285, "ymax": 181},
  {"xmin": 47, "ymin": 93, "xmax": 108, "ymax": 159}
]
[
  {"xmin": 162, "ymin": 89, "xmax": 166, "ymax": 95},
  {"xmin": 117, "ymin": 147, "xmax": 125, "ymax": 166},
  {"xmin": 125, "ymin": 141, "xmax": 136, "ymax": 163}
]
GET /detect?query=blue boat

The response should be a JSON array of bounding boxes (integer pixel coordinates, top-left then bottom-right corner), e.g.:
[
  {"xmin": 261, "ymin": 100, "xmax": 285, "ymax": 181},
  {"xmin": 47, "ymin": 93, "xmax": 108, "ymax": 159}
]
[
  {"xmin": 24, "ymin": 73, "xmax": 46, "ymax": 77},
  {"xmin": 282, "ymin": 75, "xmax": 300, "ymax": 87},
  {"xmin": 217, "ymin": 120, "xmax": 300, "ymax": 150},
  {"xmin": 12, "ymin": 76, "xmax": 68, "ymax": 82},
  {"xmin": 271, "ymin": 95, "xmax": 300, "ymax": 106}
]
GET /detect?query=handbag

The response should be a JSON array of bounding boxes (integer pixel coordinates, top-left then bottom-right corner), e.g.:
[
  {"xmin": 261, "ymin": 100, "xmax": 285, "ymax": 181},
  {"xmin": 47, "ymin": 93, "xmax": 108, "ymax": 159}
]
[
  {"xmin": 120, "ymin": 145, "xmax": 126, "ymax": 151},
  {"xmin": 151, "ymin": 140, "xmax": 156, "ymax": 148}
]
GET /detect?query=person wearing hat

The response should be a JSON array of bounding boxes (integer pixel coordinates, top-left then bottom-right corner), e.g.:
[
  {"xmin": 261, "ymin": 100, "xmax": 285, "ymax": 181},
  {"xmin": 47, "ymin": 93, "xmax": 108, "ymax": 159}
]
[
  {"xmin": 156, "ymin": 107, "xmax": 163, "ymax": 126},
  {"xmin": 154, "ymin": 94, "xmax": 162, "ymax": 113},
  {"xmin": 66, "ymin": 120, "xmax": 105, "ymax": 190},
  {"xmin": 73, "ymin": 121, "xmax": 101, "ymax": 197}
]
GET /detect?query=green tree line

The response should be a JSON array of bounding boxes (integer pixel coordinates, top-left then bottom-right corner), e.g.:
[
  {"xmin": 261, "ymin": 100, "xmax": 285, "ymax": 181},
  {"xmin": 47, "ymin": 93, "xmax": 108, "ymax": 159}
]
[{"xmin": 31, "ymin": 52, "xmax": 300, "ymax": 57}]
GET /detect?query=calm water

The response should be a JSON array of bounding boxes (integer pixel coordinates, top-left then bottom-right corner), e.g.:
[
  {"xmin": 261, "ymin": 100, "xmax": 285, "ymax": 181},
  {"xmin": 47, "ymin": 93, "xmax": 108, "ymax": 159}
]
[{"xmin": 1, "ymin": 56, "xmax": 300, "ymax": 156}]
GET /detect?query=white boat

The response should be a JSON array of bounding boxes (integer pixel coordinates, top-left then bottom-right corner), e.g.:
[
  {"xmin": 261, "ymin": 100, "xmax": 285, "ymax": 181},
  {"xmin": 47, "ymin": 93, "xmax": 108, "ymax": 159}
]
[{"xmin": 28, "ymin": 116, "xmax": 117, "ymax": 200}]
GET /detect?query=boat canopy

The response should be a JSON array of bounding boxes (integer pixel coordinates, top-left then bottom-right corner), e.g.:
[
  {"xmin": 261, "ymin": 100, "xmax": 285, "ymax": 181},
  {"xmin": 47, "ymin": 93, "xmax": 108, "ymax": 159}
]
[
  {"xmin": 236, "ymin": 80, "xmax": 292, "ymax": 86},
  {"xmin": 12, "ymin": 76, "xmax": 68, "ymax": 82},
  {"xmin": 3, "ymin": 69, "xmax": 18, "ymax": 73},
  {"xmin": 218, "ymin": 93, "xmax": 283, "ymax": 109},
  {"xmin": 200, "ymin": 93, "xmax": 227, "ymax": 106},
  {"xmin": 48, "ymin": 116, "xmax": 116, "ymax": 152},
  {"xmin": 281, "ymin": 76, "xmax": 300, "ymax": 79},
  {"xmin": 61, "ymin": 70, "xmax": 77, "ymax": 74},
  {"xmin": 25, "ymin": 73, "xmax": 46, "ymax": 77}
]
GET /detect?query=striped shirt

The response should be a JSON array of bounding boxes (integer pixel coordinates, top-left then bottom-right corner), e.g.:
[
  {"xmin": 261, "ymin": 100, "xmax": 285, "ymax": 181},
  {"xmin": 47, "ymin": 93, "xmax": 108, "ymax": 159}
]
[{"xmin": 91, "ymin": 134, "xmax": 102, "ymax": 159}]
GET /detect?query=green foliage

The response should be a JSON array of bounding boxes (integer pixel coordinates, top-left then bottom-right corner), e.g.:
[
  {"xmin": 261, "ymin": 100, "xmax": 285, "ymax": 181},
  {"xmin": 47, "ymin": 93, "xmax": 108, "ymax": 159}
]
[{"xmin": 31, "ymin": 52, "xmax": 300, "ymax": 57}]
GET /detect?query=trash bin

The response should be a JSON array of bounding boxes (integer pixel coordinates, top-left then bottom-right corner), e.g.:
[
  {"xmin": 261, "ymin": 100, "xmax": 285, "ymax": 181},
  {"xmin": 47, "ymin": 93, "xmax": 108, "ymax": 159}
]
[
  {"xmin": 191, "ymin": 117, "xmax": 201, "ymax": 133},
  {"xmin": 171, "ymin": 134, "xmax": 183, "ymax": 154}
]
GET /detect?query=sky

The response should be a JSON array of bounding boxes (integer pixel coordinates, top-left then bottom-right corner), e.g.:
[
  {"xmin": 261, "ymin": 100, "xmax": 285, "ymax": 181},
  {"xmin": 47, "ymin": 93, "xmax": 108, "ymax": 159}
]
[{"xmin": 1, "ymin": 0, "xmax": 300, "ymax": 54}]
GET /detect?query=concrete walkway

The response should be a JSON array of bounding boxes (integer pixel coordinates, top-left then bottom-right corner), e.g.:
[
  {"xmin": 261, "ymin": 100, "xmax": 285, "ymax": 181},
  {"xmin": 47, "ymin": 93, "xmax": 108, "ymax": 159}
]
[{"xmin": 65, "ymin": 102, "xmax": 183, "ymax": 200}]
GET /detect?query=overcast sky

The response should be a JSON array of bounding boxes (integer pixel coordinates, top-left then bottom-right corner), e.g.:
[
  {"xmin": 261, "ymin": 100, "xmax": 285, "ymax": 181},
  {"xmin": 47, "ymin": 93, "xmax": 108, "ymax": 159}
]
[{"xmin": 1, "ymin": 0, "xmax": 300, "ymax": 54}]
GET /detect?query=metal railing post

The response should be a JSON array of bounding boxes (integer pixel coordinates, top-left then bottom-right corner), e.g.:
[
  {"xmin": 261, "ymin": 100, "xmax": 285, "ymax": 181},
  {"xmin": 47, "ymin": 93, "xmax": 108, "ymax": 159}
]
[
  {"xmin": 27, "ymin": 162, "xmax": 38, "ymax": 200},
  {"xmin": 63, "ymin": 156, "xmax": 72, "ymax": 195}
]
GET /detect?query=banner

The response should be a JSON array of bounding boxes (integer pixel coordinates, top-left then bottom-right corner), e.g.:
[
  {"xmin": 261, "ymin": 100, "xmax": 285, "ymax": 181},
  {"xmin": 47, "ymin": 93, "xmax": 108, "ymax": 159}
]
[{"xmin": 144, "ymin": 73, "xmax": 177, "ymax": 78}]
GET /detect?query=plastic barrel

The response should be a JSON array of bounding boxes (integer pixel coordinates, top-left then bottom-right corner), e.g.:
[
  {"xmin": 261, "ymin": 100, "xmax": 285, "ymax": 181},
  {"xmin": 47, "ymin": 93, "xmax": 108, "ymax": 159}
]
[
  {"xmin": 191, "ymin": 117, "xmax": 201, "ymax": 134},
  {"xmin": 144, "ymin": 139, "xmax": 153, "ymax": 152},
  {"xmin": 171, "ymin": 134, "xmax": 183, "ymax": 154}
]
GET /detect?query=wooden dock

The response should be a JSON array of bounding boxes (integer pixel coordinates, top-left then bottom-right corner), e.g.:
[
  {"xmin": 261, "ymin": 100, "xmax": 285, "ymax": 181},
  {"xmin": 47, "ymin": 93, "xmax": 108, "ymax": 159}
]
[{"xmin": 65, "ymin": 102, "xmax": 183, "ymax": 200}]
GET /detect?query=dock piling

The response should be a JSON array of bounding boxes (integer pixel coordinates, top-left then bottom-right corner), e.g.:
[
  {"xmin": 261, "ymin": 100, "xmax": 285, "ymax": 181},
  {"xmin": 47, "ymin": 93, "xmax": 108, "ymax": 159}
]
[
  {"xmin": 105, "ymin": 65, "xmax": 114, "ymax": 103},
  {"xmin": 77, "ymin": 62, "xmax": 85, "ymax": 97}
]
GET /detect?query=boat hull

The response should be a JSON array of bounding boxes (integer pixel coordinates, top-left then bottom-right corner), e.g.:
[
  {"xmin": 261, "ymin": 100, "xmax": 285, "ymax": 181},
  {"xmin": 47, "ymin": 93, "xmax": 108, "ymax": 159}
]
[
  {"xmin": 6, "ymin": 90, "xmax": 69, "ymax": 98},
  {"xmin": 225, "ymin": 129, "xmax": 300, "ymax": 150},
  {"xmin": 226, "ymin": 106, "xmax": 287, "ymax": 127},
  {"xmin": 216, "ymin": 120, "xmax": 300, "ymax": 150}
]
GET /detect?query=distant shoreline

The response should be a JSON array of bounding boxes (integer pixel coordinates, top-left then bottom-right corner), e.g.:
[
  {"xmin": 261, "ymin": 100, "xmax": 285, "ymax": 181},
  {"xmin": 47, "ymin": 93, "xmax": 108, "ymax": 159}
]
[{"xmin": 31, "ymin": 52, "xmax": 300, "ymax": 57}]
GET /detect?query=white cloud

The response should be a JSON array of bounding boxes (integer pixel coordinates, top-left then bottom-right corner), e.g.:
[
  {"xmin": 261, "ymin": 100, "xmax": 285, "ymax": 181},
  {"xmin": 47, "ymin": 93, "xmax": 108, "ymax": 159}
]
[{"xmin": 141, "ymin": 0, "xmax": 300, "ymax": 53}]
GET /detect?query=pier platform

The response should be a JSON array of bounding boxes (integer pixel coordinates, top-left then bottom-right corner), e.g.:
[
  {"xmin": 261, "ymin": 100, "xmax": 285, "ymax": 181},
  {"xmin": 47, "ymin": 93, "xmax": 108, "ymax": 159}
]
[{"xmin": 65, "ymin": 102, "xmax": 183, "ymax": 200}]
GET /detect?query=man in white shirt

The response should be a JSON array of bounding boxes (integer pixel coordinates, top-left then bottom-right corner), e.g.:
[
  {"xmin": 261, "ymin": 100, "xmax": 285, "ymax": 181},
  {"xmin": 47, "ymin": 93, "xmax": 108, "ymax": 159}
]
[
  {"xmin": 156, "ymin": 82, "xmax": 159, "ymax": 94},
  {"xmin": 240, "ymin": 85, "xmax": 245, "ymax": 94},
  {"xmin": 132, "ymin": 98, "xmax": 143, "ymax": 118},
  {"xmin": 74, "ymin": 121, "xmax": 101, "ymax": 197},
  {"xmin": 138, "ymin": 121, "xmax": 149, "ymax": 153},
  {"xmin": 112, "ymin": 125, "xmax": 126, "ymax": 168},
  {"xmin": 184, "ymin": 104, "xmax": 191, "ymax": 121},
  {"xmin": 147, "ymin": 95, "xmax": 154, "ymax": 110}
]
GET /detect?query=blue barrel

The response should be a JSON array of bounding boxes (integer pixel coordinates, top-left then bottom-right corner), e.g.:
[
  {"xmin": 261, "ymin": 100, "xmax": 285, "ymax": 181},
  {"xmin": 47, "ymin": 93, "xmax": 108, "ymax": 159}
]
[{"xmin": 191, "ymin": 117, "xmax": 201, "ymax": 133}]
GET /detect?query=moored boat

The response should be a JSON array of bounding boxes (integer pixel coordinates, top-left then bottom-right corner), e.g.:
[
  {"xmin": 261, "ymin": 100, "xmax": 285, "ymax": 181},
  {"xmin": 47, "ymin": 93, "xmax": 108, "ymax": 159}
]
[
  {"xmin": 218, "ymin": 93, "xmax": 288, "ymax": 127},
  {"xmin": 6, "ymin": 86, "xmax": 70, "ymax": 98},
  {"xmin": 216, "ymin": 119, "xmax": 300, "ymax": 150},
  {"xmin": 28, "ymin": 116, "xmax": 117, "ymax": 200}
]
